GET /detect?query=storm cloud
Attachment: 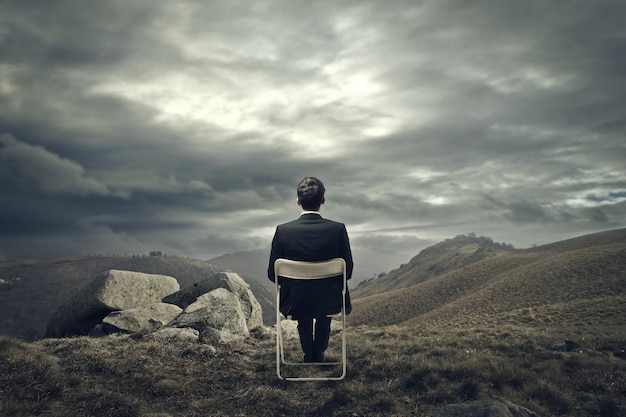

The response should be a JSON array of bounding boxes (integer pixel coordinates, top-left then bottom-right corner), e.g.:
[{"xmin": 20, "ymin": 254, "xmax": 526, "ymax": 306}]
[{"xmin": 1, "ymin": 0, "xmax": 624, "ymax": 260}]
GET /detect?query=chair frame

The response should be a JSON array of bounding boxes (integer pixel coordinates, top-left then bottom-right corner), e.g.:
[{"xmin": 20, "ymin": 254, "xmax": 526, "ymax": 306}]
[{"xmin": 274, "ymin": 258, "xmax": 347, "ymax": 381}]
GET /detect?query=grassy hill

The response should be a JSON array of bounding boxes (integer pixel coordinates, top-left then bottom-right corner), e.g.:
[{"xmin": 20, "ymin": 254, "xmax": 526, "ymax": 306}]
[
  {"xmin": 352, "ymin": 233, "xmax": 515, "ymax": 298},
  {"xmin": 1, "ymin": 229, "xmax": 625, "ymax": 416},
  {"xmin": 0, "ymin": 255, "xmax": 274, "ymax": 341},
  {"xmin": 350, "ymin": 228, "xmax": 626, "ymax": 329}
]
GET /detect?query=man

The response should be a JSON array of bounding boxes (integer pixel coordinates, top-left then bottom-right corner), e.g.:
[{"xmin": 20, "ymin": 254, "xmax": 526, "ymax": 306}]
[{"xmin": 268, "ymin": 177, "xmax": 354, "ymax": 363}]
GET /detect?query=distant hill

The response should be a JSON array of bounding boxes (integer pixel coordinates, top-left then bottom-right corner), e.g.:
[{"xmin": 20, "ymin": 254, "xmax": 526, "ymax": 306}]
[
  {"xmin": 0, "ymin": 255, "xmax": 273, "ymax": 341},
  {"xmin": 349, "ymin": 228, "xmax": 626, "ymax": 329},
  {"xmin": 350, "ymin": 245, "xmax": 417, "ymax": 283},
  {"xmin": 210, "ymin": 248, "xmax": 271, "ymax": 280},
  {"xmin": 353, "ymin": 233, "xmax": 515, "ymax": 298}
]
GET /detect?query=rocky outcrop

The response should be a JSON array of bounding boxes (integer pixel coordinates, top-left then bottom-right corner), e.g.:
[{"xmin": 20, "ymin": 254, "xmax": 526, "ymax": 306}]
[
  {"xmin": 163, "ymin": 271, "xmax": 263, "ymax": 330},
  {"xmin": 169, "ymin": 288, "xmax": 249, "ymax": 342},
  {"xmin": 46, "ymin": 270, "xmax": 180, "ymax": 338},
  {"xmin": 45, "ymin": 269, "xmax": 265, "ymax": 344}
]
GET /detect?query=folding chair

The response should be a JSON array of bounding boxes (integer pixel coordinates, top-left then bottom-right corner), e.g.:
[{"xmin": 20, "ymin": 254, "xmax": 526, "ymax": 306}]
[{"xmin": 274, "ymin": 258, "xmax": 347, "ymax": 381}]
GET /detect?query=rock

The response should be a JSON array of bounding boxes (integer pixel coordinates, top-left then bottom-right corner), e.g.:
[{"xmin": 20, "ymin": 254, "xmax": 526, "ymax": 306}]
[
  {"xmin": 163, "ymin": 271, "xmax": 263, "ymax": 330},
  {"xmin": 249, "ymin": 326, "xmax": 273, "ymax": 340},
  {"xmin": 200, "ymin": 327, "xmax": 246, "ymax": 344},
  {"xmin": 549, "ymin": 340, "xmax": 581, "ymax": 352},
  {"xmin": 46, "ymin": 270, "xmax": 179, "ymax": 337},
  {"xmin": 433, "ymin": 397, "xmax": 541, "ymax": 417},
  {"xmin": 0, "ymin": 278, "xmax": 13, "ymax": 291},
  {"xmin": 88, "ymin": 324, "xmax": 108, "ymax": 337},
  {"xmin": 144, "ymin": 327, "xmax": 200, "ymax": 342},
  {"xmin": 102, "ymin": 303, "xmax": 183, "ymax": 334},
  {"xmin": 276, "ymin": 319, "xmax": 299, "ymax": 340},
  {"xmin": 168, "ymin": 288, "xmax": 249, "ymax": 339}
]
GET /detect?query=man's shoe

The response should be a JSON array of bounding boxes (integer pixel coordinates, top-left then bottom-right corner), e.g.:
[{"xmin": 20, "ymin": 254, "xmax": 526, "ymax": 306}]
[{"xmin": 313, "ymin": 351, "xmax": 326, "ymax": 362}]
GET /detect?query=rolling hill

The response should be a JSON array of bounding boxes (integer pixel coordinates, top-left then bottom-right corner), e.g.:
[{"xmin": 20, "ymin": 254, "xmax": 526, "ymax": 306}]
[
  {"xmin": 352, "ymin": 233, "xmax": 515, "ymax": 298},
  {"xmin": 349, "ymin": 228, "xmax": 626, "ymax": 330}
]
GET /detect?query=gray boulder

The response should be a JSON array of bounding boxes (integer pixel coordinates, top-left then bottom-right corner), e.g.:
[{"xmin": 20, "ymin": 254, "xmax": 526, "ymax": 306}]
[
  {"xmin": 277, "ymin": 319, "xmax": 299, "ymax": 340},
  {"xmin": 433, "ymin": 397, "xmax": 541, "ymax": 417},
  {"xmin": 169, "ymin": 288, "xmax": 249, "ymax": 342},
  {"xmin": 163, "ymin": 271, "xmax": 263, "ymax": 330},
  {"xmin": 102, "ymin": 302, "xmax": 183, "ymax": 334},
  {"xmin": 144, "ymin": 327, "xmax": 200, "ymax": 342},
  {"xmin": 46, "ymin": 270, "xmax": 179, "ymax": 337}
]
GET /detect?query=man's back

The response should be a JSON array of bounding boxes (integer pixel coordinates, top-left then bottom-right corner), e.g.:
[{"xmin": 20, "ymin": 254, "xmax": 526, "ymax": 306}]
[
  {"xmin": 269, "ymin": 213, "xmax": 353, "ymax": 271},
  {"xmin": 268, "ymin": 212, "xmax": 353, "ymax": 319}
]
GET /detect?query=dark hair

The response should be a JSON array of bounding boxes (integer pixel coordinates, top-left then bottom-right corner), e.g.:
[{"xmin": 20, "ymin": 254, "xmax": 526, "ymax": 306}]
[{"xmin": 297, "ymin": 177, "xmax": 325, "ymax": 210}]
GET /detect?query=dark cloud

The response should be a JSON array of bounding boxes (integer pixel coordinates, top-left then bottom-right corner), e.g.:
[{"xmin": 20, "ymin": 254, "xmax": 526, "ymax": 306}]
[{"xmin": 0, "ymin": 0, "xmax": 624, "ymax": 260}]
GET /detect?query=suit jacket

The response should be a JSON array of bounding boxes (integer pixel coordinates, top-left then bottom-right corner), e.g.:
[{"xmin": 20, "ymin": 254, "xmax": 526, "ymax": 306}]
[{"xmin": 268, "ymin": 213, "xmax": 354, "ymax": 319}]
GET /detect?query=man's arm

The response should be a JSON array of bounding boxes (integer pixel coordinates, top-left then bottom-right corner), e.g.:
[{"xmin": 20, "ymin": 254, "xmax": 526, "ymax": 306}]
[
  {"xmin": 267, "ymin": 227, "xmax": 281, "ymax": 282},
  {"xmin": 339, "ymin": 224, "xmax": 354, "ymax": 280}
]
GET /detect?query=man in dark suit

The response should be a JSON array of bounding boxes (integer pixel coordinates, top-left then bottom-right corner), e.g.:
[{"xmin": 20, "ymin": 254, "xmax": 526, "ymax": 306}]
[{"xmin": 268, "ymin": 177, "xmax": 354, "ymax": 362}]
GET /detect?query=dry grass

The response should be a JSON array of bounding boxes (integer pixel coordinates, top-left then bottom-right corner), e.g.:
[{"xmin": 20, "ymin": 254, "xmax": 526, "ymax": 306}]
[
  {"xmin": 2, "ymin": 316, "xmax": 625, "ymax": 417},
  {"xmin": 350, "ymin": 238, "xmax": 626, "ymax": 329}
]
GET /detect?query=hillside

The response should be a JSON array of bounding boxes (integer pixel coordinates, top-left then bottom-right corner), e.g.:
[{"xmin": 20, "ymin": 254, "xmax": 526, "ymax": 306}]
[
  {"xmin": 353, "ymin": 233, "xmax": 515, "ymax": 298},
  {"xmin": 1, "ymin": 229, "xmax": 625, "ymax": 416},
  {"xmin": 0, "ymin": 255, "xmax": 274, "ymax": 341},
  {"xmin": 349, "ymin": 228, "xmax": 626, "ymax": 329}
]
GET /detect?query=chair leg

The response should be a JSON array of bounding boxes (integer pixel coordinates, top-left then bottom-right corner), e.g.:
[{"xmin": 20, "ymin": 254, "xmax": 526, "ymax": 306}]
[
  {"xmin": 276, "ymin": 288, "xmax": 284, "ymax": 379},
  {"xmin": 276, "ymin": 286, "xmax": 347, "ymax": 380}
]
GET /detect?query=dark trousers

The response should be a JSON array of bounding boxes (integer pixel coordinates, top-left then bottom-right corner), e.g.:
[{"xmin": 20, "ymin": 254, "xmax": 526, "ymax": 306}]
[{"xmin": 297, "ymin": 317, "xmax": 332, "ymax": 362}]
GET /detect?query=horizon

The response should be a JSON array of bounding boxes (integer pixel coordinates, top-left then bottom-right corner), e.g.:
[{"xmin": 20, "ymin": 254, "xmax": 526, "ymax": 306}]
[{"xmin": 2, "ymin": 227, "xmax": 622, "ymax": 264}]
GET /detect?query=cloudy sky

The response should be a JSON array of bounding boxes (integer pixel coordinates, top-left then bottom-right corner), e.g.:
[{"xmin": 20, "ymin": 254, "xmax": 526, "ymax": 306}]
[{"xmin": 1, "ymin": 0, "xmax": 625, "ymax": 261}]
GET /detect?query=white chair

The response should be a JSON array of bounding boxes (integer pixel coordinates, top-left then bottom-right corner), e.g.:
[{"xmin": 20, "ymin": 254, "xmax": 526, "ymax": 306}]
[{"xmin": 274, "ymin": 258, "xmax": 347, "ymax": 381}]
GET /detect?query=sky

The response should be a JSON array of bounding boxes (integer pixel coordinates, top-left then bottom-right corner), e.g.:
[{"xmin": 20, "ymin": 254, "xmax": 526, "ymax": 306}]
[{"xmin": 1, "ymin": 0, "xmax": 625, "ymax": 262}]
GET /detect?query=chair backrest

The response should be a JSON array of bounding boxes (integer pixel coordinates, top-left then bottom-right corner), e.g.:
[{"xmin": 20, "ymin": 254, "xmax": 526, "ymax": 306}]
[{"xmin": 274, "ymin": 258, "xmax": 346, "ymax": 281}]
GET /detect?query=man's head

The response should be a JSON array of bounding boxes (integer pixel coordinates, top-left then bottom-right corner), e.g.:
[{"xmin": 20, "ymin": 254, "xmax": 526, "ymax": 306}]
[{"xmin": 297, "ymin": 177, "xmax": 325, "ymax": 211}]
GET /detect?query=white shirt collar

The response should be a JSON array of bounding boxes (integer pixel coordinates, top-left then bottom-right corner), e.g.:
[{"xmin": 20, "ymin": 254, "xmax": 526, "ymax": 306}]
[{"xmin": 300, "ymin": 210, "xmax": 322, "ymax": 217}]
